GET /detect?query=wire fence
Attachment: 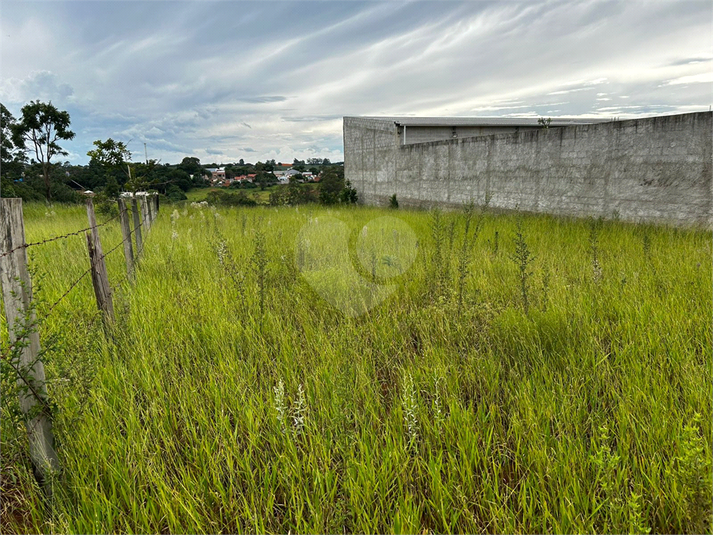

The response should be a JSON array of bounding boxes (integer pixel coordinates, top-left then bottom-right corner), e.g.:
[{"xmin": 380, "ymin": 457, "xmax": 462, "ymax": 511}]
[
  {"xmin": 0, "ymin": 211, "xmax": 122, "ymax": 260},
  {"xmin": 0, "ymin": 194, "xmax": 159, "ymax": 485},
  {"xmin": 1, "ymin": 196, "xmax": 155, "ymax": 355}
]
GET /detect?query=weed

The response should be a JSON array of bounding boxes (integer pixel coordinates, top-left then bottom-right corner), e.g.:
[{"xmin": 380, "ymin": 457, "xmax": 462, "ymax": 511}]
[
  {"xmin": 251, "ymin": 229, "xmax": 268, "ymax": 318},
  {"xmin": 429, "ymin": 209, "xmax": 446, "ymax": 296},
  {"xmin": 589, "ymin": 217, "xmax": 603, "ymax": 284},
  {"xmin": 670, "ymin": 413, "xmax": 712, "ymax": 533},
  {"xmin": 510, "ymin": 218, "xmax": 535, "ymax": 313},
  {"xmin": 402, "ymin": 373, "xmax": 419, "ymax": 453},
  {"xmin": 293, "ymin": 384, "xmax": 307, "ymax": 438},
  {"xmin": 273, "ymin": 379, "xmax": 287, "ymax": 433}
]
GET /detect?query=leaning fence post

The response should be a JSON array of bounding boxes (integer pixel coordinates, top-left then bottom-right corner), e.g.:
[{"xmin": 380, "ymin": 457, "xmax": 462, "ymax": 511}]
[
  {"xmin": 86, "ymin": 198, "xmax": 115, "ymax": 325},
  {"xmin": 117, "ymin": 197, "xmax": 134, "ymax": 278},
  {"xmin": 131, "ymin": 197, "xmax": 143, "ymax": 257},
  {"xmin": 0, "ymin": 198, "xmax": 60, "ymax": 488}
]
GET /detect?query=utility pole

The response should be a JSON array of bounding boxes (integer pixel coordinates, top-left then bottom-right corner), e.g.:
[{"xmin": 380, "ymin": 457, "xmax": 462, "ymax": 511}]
[{"xmin": 144, "ymin": 143, "xmax": 148, "ymax": 164}]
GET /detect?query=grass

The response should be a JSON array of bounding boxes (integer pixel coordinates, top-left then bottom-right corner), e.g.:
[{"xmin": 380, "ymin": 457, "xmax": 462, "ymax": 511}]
[
  {"xmin": 185, "ymin": 184, "xmax": 308, "ymax": 204},
  {"xmin": 1, "ymin": 201, "xmax": 711, "ymax": 533}
]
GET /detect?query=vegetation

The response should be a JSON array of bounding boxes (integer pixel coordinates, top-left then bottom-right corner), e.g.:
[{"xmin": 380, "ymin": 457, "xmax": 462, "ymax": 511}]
[
  {"xmin": 10, "ymin": 100, "xmax": 75, "ymax": 201},
  {"xmin": 1, "ymin": 202, "xmax": 711, "ymax": 533}
]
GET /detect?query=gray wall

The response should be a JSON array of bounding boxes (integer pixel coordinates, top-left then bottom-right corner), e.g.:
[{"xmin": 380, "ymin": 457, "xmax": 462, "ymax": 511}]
[
  {"xmin": 344, "ymin": 113, "xmax": 713, "ymax": 227},
  {"xmin": 399, "ymin": 125, "xmax": 542, "ymax": 145}
]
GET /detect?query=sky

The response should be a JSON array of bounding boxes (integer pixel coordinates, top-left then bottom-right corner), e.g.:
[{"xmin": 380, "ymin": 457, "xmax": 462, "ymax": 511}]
[{"xmin": 1, "ymin": 0, "xmax": 711, "ymax": 166}]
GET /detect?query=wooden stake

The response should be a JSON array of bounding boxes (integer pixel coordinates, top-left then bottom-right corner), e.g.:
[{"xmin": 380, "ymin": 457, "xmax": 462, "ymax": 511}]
[
  {"xmin": 0, "ymin": 198, "xmax": 60, "ymax": 488},
  {"xmin": 147, "ymin": 194, "xmax": 155, "ymax": 225},
  {"xmin": 140, "ymin": 195, "xmax": 151, "ymax": 232},
  {"xmin": 86, "ymin": 198, "xmax": 114, "ymax": 324},
  {"xmin": 117, "ymin": 198, "xmax": 134, "ymax": 278},
  {"xmin": 131, "ymin": 197, "xmax": 143, "ymax": 257}
]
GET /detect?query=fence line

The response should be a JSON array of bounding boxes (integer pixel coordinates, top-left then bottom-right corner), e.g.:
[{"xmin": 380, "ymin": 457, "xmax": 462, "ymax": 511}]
[
  {"xmin": 0, "ymin": 193, "xmax": 159, "ymax": 490},
  {"xmin": 0, "ymin": 211, "xmax": 122, "ymax": 260}
]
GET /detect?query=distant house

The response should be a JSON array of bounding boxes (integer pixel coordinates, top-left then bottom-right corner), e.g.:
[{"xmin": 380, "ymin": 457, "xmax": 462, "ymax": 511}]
[
  {"xmin": 205, "ymin": 167, "xmax": 226, "ymax": 184},
  {"xmin": 212, "ymin": 168, "xmax": 226, "ymax": 181}
]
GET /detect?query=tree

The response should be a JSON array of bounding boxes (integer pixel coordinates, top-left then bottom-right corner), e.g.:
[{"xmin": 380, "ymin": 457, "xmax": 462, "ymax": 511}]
[
  {"xmin": 87, "ymin": 138, "xmax": 132, "ymax": 197},
  {"xmin": 1, "ymin": 104, "xmax": 26, "ymax": 188},
  {"xmin": 319, "ymin": 167, "xmax": 345, "ymax": 204},
  {"xmin": 11, "ymin": 100, "xmax": 75, "ymax": 201},
  {"xmin": 87, "ymin": 138, "xmax": 131, "ymax": 168},
  {"xmin": 178, "ymin": 156, "xmax": 203, "ymax": 177}
]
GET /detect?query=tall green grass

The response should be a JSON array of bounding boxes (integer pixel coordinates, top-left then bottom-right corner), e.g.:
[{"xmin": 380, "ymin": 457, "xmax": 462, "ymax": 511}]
[{"xmin": 1, "ymin": 202, "xmax": 711, "ymax": 533}]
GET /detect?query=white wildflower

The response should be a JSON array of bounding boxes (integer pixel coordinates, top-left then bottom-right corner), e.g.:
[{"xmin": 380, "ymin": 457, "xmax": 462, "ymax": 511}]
[
  {"xmin": 293, "ymin": 384, "xmax": 307, "ymax": 437},
  {"xmin": 402, "ymin": 373, "xmax": 419, "ymax": 450},
  {"xmin": 274, "ymin": 379, "xmax": 287, "ymax": 433}
]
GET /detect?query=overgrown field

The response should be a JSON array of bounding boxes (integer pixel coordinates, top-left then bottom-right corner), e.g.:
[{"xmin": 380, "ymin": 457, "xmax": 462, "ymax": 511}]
[{"xmin": 1, "ymin": 201, "xmax": 711, "ymax": 533}]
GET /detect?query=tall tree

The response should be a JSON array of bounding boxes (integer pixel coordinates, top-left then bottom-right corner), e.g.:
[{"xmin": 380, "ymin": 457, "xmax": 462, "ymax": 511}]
[{"xmin": 11, "ymin": 101, "xmax": 75, "ymax": 201}]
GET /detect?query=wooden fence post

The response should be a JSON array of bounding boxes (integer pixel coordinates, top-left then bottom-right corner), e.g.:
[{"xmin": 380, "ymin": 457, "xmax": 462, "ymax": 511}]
[
  {"xmin": 140, "ymin": 195, "xmax": 151, "ymax": 232},
  {"xmin": 146, "ymin": 193, "xmax": 156, "ymax": 225},
  {"xmin": 131, "ymin": 197, "xmax": 143, "ymax": 257},
  {"xmin": 154, "ymin": 193, "xmax": 159, "ymax": 216},
  {"xmin": 0, "ymin": 198, "xmax": 60, "ymax": 487},
  {"xmin": 86, "ymin": 198, "xmax": 115, "ymax": 325},
  {"xmin": 146, "ymin": 194, "xmax": 154, "ymax": 225},
  {"xmin": 117, "ymin": 197, "xmax": 134, "ymax": 278}
]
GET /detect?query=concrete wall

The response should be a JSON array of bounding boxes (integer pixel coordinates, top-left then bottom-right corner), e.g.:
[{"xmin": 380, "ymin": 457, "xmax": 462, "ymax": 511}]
[
  {"xmin": 399, "ymin": 125, "xmax": 542, "ymax": 145},
  {"xmin": 344, "ymin": 113, "xmax": 713, "ymax": 227}
]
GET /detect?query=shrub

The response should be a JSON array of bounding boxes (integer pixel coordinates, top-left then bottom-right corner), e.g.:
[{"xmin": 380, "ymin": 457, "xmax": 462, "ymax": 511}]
[
  {"xmin": 206, "ymin": 189, "xmax": 257, "ymax": 207},
  {"xmin": 389, "ymin": 194, "xmax": 399, "ymax": 209}
]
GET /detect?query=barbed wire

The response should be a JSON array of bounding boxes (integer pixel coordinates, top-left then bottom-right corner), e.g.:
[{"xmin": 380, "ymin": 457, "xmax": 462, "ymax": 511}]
[
  {"xmin": 0, "ymin": 211, "xmax": 122, "ymax": 259},
  {"xmin": 39, "ymin": 213, "xmax": 147, "ymax": 317},
  {"xmin": 1, "ymin": 208, "xmax": 158, "ymax": 414}
]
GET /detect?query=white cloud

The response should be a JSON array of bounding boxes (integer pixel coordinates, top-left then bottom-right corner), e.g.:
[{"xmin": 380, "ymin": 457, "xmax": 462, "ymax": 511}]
[{"xmin": 1, "ymin": 0, "xmax": 710, "ymax": 164}]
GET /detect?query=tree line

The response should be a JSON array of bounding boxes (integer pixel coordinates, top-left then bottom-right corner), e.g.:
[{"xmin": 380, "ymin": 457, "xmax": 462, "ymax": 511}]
[{"xmin": 1, "ymin": 100, "xmax": 355, "ymax": 207}]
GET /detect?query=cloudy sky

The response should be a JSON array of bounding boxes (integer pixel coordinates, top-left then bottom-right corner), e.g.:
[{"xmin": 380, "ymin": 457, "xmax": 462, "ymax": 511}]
[{"xmin": 1, "ymin": 0, "xmax": 710, "ymax": 166}]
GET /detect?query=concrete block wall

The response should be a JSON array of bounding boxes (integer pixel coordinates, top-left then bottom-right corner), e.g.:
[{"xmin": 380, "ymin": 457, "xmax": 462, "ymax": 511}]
[{"xmin": 344, "ymin": 112, "xmax": 713, "ymax": 227}]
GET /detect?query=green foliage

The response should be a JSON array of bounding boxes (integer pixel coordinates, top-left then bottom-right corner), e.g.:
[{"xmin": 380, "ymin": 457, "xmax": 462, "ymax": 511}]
[
  {"xmin": 340, "ymin": 180, "xmax": 358, "ymax": 204},
  {"xmin": 10, "ymin": 100, "xmax": 75, "ymax": 201},
  {"xmin": 269, "ymin": 183, "xmax": 318, "ymax": 206},
  {"xmin": 1, "ymin": 205, "xmax": 711, "ymax": 534},
  {"xmin": 389, "ymin": 194, "xmax": 399, "ymax": 209},
  {"xmin": 510, "ymin": 217, "xmax": 535, "ymax": 313},
  {"xmin": 166, "ymin": 184, "xmax": 188, "ymax": 202},
  {"xmin": 668, "ymin": 413, "xmax": 713, "ymax": 533},
  {"xmin": 206, "ymin": 189, "xmax": 257, "ymax": 207},
  {"xmin": 93, "ymin": 192, "xmax": 118, "ymax": 217},
  {"xmin": 103, "ymin": 175, "xmax": 120, "ymax": 199},
  {"xmin": 0, "ymin": 103, "xmax": 26, "ymax": 186},
  {"xmin": 87, "ymin": 138, "xmax": 131, "ymax": 168}
]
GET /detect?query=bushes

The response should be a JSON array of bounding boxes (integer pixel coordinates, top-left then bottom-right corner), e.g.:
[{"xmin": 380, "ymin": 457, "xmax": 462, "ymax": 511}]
[
  {"xmin": 319, "ymin": 166, "xmax": 357, "ymax": 205},
  {"xmin": 269, "ymin": 184, "xmax": 318, "ymax": 206},
  {"xmin": 166, "ymin": 184, "xmax": 187, "ymax": 202},
  {"xmin": 206, "ymin": 189, "xmax": 257, "ymax": 207}
]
